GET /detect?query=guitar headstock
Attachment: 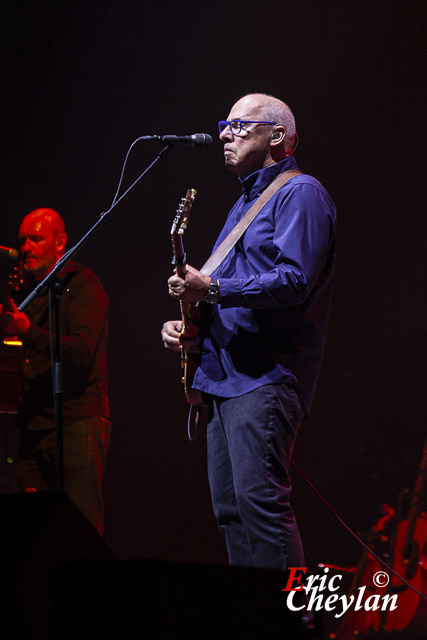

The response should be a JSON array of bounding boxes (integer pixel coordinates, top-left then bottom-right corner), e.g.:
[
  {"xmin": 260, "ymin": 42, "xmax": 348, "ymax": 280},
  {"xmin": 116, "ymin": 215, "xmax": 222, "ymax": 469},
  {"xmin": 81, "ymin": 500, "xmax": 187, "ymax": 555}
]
[{"xmin": 170, "ymin": 188, "xmax": 197, "ymax": 238}]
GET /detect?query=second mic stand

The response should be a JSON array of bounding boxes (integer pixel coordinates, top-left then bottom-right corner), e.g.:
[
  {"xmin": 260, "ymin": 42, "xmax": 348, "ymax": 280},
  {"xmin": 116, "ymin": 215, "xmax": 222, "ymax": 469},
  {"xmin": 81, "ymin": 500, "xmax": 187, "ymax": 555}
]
[{"xmin": 49, "ymin": 280, "xmax": 65, "ymax": 491}]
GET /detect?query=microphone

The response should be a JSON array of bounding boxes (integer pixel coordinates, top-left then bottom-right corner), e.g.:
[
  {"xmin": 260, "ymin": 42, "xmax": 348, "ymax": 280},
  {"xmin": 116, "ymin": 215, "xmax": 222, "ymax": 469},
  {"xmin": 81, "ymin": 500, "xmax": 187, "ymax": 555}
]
[
  {"xmin": 0, "ymin": 245, "xmax": 19, "ymax": 260},
  {"xmin": 141, "ymin": 133, "xmax": 212, "ymax": 147}
]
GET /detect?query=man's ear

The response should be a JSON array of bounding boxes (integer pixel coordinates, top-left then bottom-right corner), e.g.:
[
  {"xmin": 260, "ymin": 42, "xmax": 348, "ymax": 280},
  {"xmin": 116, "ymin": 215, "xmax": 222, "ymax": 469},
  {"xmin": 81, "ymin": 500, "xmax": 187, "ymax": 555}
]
[
  {"xmin": 270, "ymin": 125, "xmax": 286, "ymax": 143},
  {"xmin": 56, "ymin": 233, "xmax": 68, "ymax": 253}
]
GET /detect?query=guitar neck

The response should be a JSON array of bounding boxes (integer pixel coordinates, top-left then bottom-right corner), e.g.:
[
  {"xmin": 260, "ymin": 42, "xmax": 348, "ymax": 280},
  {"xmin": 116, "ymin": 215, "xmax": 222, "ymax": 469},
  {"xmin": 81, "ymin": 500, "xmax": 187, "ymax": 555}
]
[{"xmin": 173, "ymin": 234, "xmax": 187, "ymax": 279}]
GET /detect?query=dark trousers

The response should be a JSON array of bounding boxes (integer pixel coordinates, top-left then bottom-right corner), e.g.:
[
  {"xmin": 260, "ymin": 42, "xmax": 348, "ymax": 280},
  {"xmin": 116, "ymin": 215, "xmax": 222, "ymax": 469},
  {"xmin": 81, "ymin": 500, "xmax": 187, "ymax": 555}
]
[
  {"xmin": 16, "ymin": 416, "xmax": 111, "ymax": 535},
  {"xmin": 206, "ymin": 383, "xmax": 305, "ymax": 569}
]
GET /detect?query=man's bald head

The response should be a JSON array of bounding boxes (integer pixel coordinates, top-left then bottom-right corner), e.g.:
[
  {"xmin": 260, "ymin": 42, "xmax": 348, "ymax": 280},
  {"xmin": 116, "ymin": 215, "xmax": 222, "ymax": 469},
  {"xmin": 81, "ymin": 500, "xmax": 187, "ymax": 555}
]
[
  {"xmin": 18, "ymin": 208, "xmax": 68, "ymax": 280},
  {"xmin": 21, "ymin": 208, "xmax": 66, "ymax": 237},
  {"xmin": 238, "ymin": 93, "xmax": 297, "ymax": 150}
]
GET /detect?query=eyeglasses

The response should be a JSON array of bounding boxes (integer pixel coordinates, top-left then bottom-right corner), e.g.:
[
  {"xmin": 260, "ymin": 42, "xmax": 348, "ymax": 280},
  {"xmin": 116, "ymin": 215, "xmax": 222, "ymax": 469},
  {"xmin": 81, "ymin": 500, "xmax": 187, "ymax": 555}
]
[{"xmin": 218, "ymin": 120, "xmax": 277, "ymax": 135}]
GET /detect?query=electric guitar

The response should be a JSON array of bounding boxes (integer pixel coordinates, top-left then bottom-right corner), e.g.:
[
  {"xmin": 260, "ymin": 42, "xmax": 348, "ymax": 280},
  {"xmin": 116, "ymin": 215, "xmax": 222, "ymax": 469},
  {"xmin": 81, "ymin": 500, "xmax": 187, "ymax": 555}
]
[
  {"xmin": 170, "ymin": 188, "xmax": 207, "ymax": 407},
  {"xmin": 383, "ymin": 436, "xmax": 427, "ymax": 634},
  {"xmin": 0, "ymin": 265, "xmax": 23, "ymax": 413},
  {"xmin": 333, "ymin": 504, "xmax": 395, "ymax": 638}
]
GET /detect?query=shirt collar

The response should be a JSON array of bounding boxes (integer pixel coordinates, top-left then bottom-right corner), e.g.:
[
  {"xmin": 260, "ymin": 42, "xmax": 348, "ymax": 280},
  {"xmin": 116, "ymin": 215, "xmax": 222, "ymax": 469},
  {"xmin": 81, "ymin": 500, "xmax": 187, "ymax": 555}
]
[{"xmin": 239, "ymin": 156, "xmax": 299, "ymax": 201}]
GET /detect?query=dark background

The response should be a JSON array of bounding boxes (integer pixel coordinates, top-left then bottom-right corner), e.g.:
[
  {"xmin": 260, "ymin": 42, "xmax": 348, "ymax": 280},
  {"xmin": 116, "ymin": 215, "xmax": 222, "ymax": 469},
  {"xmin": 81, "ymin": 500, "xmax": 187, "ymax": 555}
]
[{"xmin": 1, "ymin": 0, "xmax": 426, "ymax": 571}]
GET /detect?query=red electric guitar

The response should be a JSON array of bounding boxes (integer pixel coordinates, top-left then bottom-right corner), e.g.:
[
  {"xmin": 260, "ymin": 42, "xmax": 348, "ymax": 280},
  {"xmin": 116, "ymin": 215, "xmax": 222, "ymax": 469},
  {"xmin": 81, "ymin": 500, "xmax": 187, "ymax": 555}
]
[
  {"xmin": 0, "ymin": 265, "xmax": 23, "ymax": 413},
  {"xmin": 334, "ymin": 439, "xmax": 427, "ymax": 639},
  {"xmin": 383, "ymin": 436, "xmax": 427, "ymax": 635},
  {"xmin": 333, "ymin": 504, "xmax": 396, "ymax": 638}
]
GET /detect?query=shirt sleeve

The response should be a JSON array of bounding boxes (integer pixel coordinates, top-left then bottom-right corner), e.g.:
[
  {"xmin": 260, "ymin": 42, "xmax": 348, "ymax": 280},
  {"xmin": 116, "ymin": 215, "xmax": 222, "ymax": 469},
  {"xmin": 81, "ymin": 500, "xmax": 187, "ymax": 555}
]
[
  {"xmin": 217, "ymin": 181, "xmax": 335, "ymax": 309},
  {"xmin": 22, "ymin": 272, "xmax": 109, "ymax": 371}
]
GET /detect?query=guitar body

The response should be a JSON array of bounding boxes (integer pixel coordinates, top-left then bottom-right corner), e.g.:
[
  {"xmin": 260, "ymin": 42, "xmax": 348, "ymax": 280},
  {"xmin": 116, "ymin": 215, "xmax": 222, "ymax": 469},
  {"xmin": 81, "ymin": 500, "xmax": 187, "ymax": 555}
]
[
  {"xmin": 334, "ymin": 439, "xmax": 427, "ymax": 639},
  {"xmin": 334, "ymin": 555, "xmax": 384, "ymax": 638},
  {"xmin": 181, "ymin": 344, "xmax": 202, "ymax": 405},
  {"xmin": 180, "ymin": 300, "xmax": 210, "ymax": 406},
  {"xmin": 0, "ymin": 266, "xmax": 23, "ymax": 414},
  {"xmin": 384, "ymin": 515, "xmax": 427, "ymax": 634},
  {"xmin": 0, "ymin": 339, "xmax": 23, "ymax": 414},
  {"xmin": 382, "ymin": 436, "xmax": 427, "ymax": 634},
  {"xmin": 334, "ymin": 506, "xmax": 395, "ymax": 639}
]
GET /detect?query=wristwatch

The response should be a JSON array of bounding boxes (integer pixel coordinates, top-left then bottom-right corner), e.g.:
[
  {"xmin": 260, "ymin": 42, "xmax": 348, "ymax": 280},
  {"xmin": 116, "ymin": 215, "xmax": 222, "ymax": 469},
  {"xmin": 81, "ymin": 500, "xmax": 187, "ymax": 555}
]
[{"xmin": 205, "ymin": 278, "xmax": 220, "ymax": 304}]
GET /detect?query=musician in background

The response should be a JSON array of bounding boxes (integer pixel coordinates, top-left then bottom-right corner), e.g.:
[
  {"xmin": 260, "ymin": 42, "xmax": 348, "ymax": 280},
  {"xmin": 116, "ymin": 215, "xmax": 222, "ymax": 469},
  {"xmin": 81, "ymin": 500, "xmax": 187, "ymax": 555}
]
[
  {"xmin": 0, "ymin": 208, "xmax": 111, "ymax": 535},
  {"xmin": 162, "ymin": 93, "xmax": 336, "ymax": 570}
]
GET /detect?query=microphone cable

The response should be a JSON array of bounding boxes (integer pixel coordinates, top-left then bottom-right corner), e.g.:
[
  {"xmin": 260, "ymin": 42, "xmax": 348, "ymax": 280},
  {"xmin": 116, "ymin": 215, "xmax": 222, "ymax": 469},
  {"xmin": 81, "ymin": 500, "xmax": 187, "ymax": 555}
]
[{"xmin": 59, "ymin": 136, "xmax": 167, "ymax": 265}]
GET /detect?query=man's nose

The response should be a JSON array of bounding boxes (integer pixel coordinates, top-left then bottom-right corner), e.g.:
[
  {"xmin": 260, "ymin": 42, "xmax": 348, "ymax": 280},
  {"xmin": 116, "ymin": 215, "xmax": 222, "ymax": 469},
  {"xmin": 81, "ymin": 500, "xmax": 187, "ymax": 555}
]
[
  {"xmin": 20, "ymin": 238, "xmax": 31, "ymax": 254},
  {"xmin": 219, "ymin": 125, "xmax": 233, "ymax": 141}
]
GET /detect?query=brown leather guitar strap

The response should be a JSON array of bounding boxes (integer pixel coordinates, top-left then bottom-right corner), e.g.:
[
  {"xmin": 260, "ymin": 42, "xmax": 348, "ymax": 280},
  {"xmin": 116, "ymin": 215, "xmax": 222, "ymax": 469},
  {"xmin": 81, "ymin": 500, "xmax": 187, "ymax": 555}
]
[{"xmin": 200, "ymin": 169, "xmax": 302, "ymax": 276}]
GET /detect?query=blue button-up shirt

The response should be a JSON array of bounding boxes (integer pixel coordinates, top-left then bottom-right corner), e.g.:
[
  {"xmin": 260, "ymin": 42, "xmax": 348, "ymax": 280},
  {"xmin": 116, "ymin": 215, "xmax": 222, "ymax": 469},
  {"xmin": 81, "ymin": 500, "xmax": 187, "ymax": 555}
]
[{"xmin": 192, "ymin": 155, "xmax": 336, "ymax": 417}]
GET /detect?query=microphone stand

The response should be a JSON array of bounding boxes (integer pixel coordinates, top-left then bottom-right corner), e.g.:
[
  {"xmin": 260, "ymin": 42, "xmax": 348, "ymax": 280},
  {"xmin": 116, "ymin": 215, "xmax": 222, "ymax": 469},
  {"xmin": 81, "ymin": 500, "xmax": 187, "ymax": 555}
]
[
  {"xmin": 50, "ymin": 282, "xmax": 65, "ymax": 491},
  {"xmin": 18, "ymin": 143, "xmax": 173, "ymax": 494}
]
